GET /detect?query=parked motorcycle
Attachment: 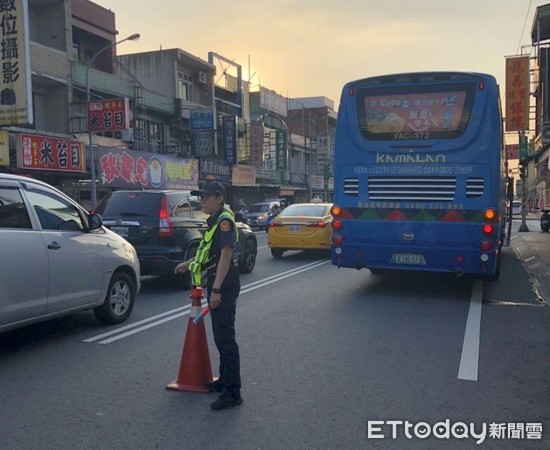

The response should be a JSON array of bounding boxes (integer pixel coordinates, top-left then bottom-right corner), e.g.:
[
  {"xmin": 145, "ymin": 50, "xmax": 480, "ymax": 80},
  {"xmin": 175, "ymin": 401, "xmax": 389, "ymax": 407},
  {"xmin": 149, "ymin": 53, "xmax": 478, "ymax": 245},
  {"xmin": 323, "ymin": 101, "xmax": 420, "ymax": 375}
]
[{"xmin": 541, "ymin": 209, "xmax": 550, "ymax": 232}]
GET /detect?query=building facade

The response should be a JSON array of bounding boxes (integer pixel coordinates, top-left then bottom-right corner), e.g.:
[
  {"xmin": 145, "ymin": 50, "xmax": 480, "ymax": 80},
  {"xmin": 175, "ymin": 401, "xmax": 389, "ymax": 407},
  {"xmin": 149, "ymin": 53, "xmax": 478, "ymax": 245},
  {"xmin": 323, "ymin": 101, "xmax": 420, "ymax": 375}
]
[{"xmin": 0, "ymin": 0, "xmax": 336, "ymax": 210}]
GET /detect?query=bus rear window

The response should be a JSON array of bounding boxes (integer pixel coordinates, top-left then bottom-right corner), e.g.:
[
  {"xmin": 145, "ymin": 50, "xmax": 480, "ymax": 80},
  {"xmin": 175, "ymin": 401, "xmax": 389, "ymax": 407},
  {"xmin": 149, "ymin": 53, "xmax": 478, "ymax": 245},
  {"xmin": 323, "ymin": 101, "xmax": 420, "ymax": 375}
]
[{"xmin": 356, "ymin": 83, "xmax": 475, "ymax": 141}]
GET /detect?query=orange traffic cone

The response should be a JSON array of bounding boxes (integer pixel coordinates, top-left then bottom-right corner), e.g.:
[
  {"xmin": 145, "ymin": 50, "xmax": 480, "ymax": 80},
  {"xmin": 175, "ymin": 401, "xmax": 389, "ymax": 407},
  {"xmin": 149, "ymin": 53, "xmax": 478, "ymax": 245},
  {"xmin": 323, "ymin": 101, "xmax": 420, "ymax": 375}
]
[{"xmin": 166, "ymin": 287, "xmax": 213, "ymax": 393}]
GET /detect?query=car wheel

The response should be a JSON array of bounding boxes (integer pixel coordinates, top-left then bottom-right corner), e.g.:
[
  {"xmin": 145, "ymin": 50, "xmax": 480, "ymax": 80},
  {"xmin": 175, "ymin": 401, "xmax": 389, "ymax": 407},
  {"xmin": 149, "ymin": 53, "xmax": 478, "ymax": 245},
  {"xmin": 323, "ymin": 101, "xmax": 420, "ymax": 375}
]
[
  {"xmin": 94, "ymin": 271, "xmax": 135, "ymax": 324},
  {"xmin": 271, "ymin": 248, "xmax": 284, "ymax": 258},
  {"xmin": 239, "ymin": 237, "xmax": 257, "ymax": 274}
]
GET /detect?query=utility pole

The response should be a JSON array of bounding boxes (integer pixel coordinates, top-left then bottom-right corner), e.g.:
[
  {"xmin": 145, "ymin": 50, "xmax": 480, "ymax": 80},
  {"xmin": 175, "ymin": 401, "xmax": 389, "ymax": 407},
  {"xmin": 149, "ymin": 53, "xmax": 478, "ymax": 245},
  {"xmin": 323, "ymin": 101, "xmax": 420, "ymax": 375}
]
[
  {"xmin": 308, "ymin": 111, "xmax": 317, "ymax": 201},
  {"xmin": 518, "ymin": 131, "xmax": 529, "ymax": 232}
]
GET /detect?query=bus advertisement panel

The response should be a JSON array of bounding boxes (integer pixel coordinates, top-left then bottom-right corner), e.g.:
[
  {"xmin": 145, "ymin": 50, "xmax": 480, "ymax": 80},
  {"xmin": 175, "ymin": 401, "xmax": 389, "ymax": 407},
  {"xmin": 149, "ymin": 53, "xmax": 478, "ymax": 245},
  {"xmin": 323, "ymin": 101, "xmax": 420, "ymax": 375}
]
[{"xmin": 330, "ymin": 72, "xmax": 507, "ymax": 279}]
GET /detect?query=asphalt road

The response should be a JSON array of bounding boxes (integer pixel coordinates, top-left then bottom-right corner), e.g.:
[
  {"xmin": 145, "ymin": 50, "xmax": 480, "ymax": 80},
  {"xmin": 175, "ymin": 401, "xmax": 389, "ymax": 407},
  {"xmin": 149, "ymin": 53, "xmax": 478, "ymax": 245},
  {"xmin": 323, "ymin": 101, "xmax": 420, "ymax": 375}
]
[{"xmin": 0, "ymin": 230, "xmax": 549, "ymax": 450}]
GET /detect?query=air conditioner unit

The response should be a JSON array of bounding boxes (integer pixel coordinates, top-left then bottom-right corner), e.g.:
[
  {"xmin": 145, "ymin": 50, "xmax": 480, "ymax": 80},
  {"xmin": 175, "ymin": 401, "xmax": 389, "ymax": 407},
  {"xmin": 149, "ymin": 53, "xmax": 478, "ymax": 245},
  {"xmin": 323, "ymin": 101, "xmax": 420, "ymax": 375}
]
[
  {"xmin": 198, "ymin": 71, "xmax": 208, "ymax": 84},
  {"xmin": 115, "ymin": 128, "xmax": 134, "ymax": 142}
]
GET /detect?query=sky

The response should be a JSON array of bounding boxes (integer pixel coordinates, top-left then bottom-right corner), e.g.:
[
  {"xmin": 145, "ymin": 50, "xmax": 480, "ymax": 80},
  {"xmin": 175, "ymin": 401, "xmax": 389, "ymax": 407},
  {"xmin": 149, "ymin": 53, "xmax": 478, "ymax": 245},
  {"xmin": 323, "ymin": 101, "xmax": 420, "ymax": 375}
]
[{"xmin": 93, "ymin": 0, "xmax": 542, "ymax": 111}]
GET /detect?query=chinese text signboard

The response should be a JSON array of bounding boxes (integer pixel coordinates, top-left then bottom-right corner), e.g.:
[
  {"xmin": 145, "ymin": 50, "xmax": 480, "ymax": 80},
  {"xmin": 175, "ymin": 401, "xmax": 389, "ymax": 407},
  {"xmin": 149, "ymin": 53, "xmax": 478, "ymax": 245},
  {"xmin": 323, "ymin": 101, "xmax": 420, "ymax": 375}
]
[
  {"xmin": 232, "ymin": 164, "xmax": 256, "ymax": 185},
  {"xmin": 87, "ymin": 98, "xmax": 130, "ymax": 132},
  {"xmin": 275, "ymin": 129, "xmax": 287, "ymax": 170},
  {"xmin": 200, "ymin": 157, "xmax": 232, "ymax": 182},
  {"xmin": 505, "ymin": 144, "xmax": 519, "ymax": 160},
  {"xmin": 191, "ymin": 130, "xmax": 215, "ymax": 156},
  {"xmin": 250, "ymin": 122, "xmax": 264, "ymax": 167},
  {"xmin": 317, "ymin": 135, "xmax": 330, "ymax": 174},
  {"xmin": 190, "ymin": 107, "xmax": 215, "ymax": 130},
  {"xmin": 97, "ymin": 148, "xmax": 199, "ymax": 190},
  {"xmin": 223, "ymin": 115, "xmax": 237, "ymax": 165},
  {"xmin": 0, "ymin": 130, "xmax": 8, "ymax": 166},
  {"xmin": 16, "ymin": 133, "xmax": 85, "ymax": 172},
  {"xmin": 505, "ymin": 57, "xmax": 530, "ymax": 132},
  {"xmin": 0, "ymin": 0, "xmax": 33, "ymax": 126}
]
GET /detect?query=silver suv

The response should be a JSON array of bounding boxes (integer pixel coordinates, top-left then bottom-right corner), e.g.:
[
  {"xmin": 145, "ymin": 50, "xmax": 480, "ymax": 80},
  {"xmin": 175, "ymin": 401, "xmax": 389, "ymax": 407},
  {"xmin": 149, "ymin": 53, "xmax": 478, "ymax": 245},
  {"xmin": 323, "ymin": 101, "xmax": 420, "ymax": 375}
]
[
  {"xmin": 0, "ymin": 174, "xmax": 141, "ymax": 334},
  {"xmin": 248, "ymin": 200, "xmax": 283, "ymax": 230}
]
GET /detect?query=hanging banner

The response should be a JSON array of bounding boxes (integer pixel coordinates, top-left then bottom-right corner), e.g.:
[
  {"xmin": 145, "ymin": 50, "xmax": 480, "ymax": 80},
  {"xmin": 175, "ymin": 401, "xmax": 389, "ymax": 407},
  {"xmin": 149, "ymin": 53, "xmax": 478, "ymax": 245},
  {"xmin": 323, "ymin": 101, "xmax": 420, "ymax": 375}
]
[
  {"xmin": 0, "ymin": 0, "xmax": 33, "ymax": 126},
  {"xmin": 16, "ymin": 133, "xmax": 85, "ymax": 172},
  {"xmin": 505, "ymin": 56, "xmax": 530, "ymax": 132}
]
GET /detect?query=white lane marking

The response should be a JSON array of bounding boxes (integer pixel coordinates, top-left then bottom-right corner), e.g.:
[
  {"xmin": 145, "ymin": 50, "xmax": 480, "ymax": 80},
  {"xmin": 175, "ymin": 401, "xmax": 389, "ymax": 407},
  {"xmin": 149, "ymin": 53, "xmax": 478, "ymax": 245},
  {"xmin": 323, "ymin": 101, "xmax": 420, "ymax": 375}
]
[
  {"xmin": 85, "ymin": 259, "xmax": 330, "ymax": 344},
  {"xmin": 83, "ymin": 305, "xmax": 193, "ymax": 342},
  {"xmin": 458, "ymin": 280, "xmax": 483, "ymax": 381},
  {"xmin": 241, "ymin": 260, "xmax": 328, "ymax": 294}
]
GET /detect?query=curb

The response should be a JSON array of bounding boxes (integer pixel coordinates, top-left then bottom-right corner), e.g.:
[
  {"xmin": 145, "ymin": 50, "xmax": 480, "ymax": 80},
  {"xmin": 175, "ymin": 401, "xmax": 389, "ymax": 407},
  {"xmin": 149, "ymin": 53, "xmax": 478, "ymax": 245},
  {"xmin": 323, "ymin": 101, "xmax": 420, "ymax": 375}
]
[{"xmin": 510, "ymin": 234, "xmax": 550, "ymax": 306}]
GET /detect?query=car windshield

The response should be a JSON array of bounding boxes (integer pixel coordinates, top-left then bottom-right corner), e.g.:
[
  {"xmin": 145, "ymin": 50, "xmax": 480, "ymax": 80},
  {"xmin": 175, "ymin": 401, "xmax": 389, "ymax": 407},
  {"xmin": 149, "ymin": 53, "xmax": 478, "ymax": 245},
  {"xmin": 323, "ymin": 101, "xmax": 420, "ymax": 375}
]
[
  {"xmin": 96, "ymin": 192, "xmax": 161, "ymax": 216},
  {"xmin": 278, "ymin": 204, "xmax": 328, "ymax": 218},
  {"xmin": 250, "ymin": 204, "xmax": 271, "ymax": 213}
]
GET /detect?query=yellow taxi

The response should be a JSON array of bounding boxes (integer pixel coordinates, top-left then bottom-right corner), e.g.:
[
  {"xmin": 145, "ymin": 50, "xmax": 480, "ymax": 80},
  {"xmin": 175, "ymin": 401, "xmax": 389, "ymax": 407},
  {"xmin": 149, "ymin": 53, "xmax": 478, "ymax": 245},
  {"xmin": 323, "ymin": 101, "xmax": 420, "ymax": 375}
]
[{"xmin": 267, "ymin": 202, "xmax": 333, "ymax": 258}]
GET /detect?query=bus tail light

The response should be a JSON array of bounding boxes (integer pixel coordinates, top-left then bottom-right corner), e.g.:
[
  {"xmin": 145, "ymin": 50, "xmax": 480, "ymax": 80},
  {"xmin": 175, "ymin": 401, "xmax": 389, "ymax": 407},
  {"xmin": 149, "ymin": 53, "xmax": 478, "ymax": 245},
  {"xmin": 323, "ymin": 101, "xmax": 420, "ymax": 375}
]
[
  {"xmin": 332, "ymin": 219, "xmax": 343, "ymax": 230},
  {"xmin": 484, "ymin": 208, "xmax": 497, "ymax": 221},
  {"xmin": 482, "ymin": 223, "xmax": 495, "ymax": 234},
  {"xmin": 333, "ymin": 234, "xmax": 343, "ymax": 245},
  {"xmin": 331, "ymin": 205, "xmax": 343, "ymax": 217},
  {"xmin": 480, "ymin": 240, "xmax": 493, "ymax": 251},
  {"xmin": 330, "ymin": 205, "xmax": 353, "ymax": 219}
]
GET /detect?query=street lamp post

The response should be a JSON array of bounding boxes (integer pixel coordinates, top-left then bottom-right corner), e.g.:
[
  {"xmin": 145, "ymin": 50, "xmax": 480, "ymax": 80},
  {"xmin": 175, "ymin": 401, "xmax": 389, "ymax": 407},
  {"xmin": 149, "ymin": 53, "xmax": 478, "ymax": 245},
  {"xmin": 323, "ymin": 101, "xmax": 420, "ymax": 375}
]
[{"xmin": 86, "ymin": 33, "xmax": 140, "ymax": 208}]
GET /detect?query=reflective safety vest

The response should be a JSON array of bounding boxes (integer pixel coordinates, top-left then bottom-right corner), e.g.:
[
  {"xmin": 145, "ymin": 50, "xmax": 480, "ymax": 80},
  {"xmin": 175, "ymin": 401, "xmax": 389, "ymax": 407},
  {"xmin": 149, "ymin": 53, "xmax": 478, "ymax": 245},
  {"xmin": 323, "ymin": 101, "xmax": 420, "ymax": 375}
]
[{"xmin": 189, "ymin": 210, "xmax": 239, "ymax": 287}]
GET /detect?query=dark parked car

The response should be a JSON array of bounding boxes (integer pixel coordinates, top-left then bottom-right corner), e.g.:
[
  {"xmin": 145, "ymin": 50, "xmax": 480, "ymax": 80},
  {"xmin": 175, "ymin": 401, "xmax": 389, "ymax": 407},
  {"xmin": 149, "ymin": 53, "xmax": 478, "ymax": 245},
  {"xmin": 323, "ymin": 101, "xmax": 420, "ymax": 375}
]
[{"xmin": 95, "ymin": 190, "xmax": 257, "ymax": 286}]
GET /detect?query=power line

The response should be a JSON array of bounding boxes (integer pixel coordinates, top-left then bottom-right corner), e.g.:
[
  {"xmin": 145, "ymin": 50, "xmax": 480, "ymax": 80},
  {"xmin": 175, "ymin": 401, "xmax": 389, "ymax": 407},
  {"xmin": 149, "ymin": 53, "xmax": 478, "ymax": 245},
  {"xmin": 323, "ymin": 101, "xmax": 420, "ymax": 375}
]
[{"xmin": 517, "ymin": 0, "xmax": 533, "ymax": 54}]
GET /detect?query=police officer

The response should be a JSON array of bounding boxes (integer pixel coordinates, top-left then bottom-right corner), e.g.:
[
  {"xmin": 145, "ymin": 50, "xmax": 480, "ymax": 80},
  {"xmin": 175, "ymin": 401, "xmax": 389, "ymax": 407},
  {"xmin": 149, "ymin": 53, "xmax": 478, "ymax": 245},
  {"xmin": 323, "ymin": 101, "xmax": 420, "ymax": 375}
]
[{"xmin": 174, "ymin": 181, "xmax": 243, "ymax": 410}]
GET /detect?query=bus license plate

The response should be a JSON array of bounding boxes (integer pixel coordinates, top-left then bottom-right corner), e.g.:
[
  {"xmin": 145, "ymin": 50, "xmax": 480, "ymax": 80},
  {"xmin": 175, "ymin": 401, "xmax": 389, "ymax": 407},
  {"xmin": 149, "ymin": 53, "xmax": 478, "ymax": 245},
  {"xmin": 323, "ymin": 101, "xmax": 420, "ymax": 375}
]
[
  {"xmin": 391, "ymin": 253, "xmax": 427, "ymax": 265},
  {"xmin": 288, "ymin": 225, "xmax": 301, "ymax": 233},
  {"xmin": 111, "ymin": 226, "xmax": 129, "ymax": 238}
]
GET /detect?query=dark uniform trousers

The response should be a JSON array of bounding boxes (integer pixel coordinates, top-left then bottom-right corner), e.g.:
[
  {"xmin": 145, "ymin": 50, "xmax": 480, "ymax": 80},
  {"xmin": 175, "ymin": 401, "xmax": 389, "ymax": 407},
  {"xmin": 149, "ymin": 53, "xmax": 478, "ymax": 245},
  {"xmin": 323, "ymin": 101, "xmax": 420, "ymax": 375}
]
[{"xmin": 206, "ymin": 264, "xmax": 241, "ymax": 396}]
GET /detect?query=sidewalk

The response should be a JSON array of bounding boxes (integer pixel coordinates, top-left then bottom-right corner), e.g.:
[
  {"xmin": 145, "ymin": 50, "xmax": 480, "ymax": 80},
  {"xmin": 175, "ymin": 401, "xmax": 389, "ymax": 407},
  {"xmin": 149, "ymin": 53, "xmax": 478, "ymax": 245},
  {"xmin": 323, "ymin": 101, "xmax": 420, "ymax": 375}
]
[{"xmin": 509, "ymin": 214, "xmax": 550, "ymax": 306}]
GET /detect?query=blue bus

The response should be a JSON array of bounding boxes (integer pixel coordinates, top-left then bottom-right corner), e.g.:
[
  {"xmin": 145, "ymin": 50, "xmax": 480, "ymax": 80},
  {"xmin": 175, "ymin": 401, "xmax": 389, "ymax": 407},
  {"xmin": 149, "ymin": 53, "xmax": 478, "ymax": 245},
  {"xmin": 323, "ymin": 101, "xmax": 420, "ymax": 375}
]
[{"xmin": 330, "ymin": 72, "xmax": 507, "ymax": 279}]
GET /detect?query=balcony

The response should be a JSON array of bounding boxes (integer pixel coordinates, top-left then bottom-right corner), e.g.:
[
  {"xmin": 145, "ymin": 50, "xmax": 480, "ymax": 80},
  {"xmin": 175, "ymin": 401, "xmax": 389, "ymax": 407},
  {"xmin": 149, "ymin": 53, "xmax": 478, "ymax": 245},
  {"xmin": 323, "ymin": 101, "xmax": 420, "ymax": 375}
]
[
  {"xmin": 71, "ymin": 62, "xmax": 175, "ymax": 114},
  {"xmin": 30, "ymin": 41, "xmax": 68, "ymax": 82}
]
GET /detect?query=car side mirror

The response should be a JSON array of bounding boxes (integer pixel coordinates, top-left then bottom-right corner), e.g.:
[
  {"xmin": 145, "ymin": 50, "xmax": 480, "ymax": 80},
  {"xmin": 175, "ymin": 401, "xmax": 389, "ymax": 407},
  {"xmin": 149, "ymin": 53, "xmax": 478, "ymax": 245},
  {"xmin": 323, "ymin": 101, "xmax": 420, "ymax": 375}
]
[
  {"xmin": 235, "ymin": 213, "xmax": 244, "ymax": 222},
  {"xmin": 88, "ymin": 212, "xmax": 103, "ymax": 231}
]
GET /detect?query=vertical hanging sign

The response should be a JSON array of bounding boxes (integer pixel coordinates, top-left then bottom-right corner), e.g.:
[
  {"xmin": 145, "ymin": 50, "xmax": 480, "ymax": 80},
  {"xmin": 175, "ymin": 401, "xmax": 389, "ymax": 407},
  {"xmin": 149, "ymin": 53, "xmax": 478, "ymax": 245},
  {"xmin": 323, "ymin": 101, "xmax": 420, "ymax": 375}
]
[
  {"xmin": 0, "ymin": 0, "xmax": 33, "ymax": 125},
  {"xmin": 505, "ymin": 56, "xmax": 530, "ymax": 132},
  {"xmin": 222, "ymin": 115, "xmax": 237, "ymax": 165},
  {"xmin": 275, "ymin": 129, "xmax": 287, "ymax": 170},
  {"xmin": 250, "ymin": 122, "xmax": 264, "ymax": 167}
]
